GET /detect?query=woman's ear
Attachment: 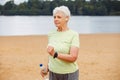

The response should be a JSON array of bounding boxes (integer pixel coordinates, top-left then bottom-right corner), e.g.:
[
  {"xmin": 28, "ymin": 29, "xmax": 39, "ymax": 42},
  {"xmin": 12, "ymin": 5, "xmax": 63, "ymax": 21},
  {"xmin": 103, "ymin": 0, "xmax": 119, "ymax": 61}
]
[{"xmin": 66, "ymin": 16, "xmax": 69, "ymax": 21}]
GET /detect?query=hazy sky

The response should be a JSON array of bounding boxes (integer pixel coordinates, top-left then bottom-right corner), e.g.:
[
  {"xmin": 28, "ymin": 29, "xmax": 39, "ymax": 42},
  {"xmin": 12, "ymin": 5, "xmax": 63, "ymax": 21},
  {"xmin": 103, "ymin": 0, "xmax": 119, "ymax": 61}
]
[{"xmin": 0, "ymin": 0, "xmax": 90, "ymax": 5}]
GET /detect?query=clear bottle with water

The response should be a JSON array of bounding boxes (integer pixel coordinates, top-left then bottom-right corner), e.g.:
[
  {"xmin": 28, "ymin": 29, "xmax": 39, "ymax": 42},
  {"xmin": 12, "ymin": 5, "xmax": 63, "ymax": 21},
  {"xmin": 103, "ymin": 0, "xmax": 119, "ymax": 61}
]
[{"xmin": 40, "ymin": 64, "xmax": 49, "ymax": 80}]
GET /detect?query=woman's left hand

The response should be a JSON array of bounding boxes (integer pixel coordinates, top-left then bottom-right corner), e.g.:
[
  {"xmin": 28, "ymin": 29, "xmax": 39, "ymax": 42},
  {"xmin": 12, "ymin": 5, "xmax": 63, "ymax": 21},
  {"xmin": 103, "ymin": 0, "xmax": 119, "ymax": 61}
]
[{"xmin": 47, "ymin": 46, "xmax": 55, "ymax": 56}]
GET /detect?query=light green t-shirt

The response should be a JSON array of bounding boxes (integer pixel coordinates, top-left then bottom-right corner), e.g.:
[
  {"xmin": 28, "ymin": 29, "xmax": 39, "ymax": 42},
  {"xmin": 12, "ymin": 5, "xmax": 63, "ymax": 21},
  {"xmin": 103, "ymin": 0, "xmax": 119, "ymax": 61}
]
[{"xmin": 48, "ymin": 29, "xmax": 80, "ymax": 74}]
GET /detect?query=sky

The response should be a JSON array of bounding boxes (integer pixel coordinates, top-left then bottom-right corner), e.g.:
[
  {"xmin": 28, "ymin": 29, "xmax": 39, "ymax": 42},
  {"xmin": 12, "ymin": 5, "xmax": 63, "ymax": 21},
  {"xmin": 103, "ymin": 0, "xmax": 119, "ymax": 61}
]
[
  {"xmin": 0, "ymin": 0, "xmax": 28, "ymax": 5},
  {"xmin": 0, "ymin": 0, "xmax": 90, "ymax": 5}
]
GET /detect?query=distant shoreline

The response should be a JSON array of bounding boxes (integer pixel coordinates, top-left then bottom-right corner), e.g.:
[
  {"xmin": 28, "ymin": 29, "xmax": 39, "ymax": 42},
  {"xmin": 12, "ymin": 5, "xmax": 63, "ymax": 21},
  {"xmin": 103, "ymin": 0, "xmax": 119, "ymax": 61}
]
[{"xmin": 0, "ymin": 0, "xmax": 120, "ymax": 16}]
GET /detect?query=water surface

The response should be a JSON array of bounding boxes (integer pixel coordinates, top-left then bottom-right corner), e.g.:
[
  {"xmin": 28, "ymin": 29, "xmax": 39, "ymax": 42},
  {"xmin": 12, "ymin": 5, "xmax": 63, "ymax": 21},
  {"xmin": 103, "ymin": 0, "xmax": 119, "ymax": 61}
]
[{"xmin": 0, "ymin": 16, "xmax": 120, "ymax": 36}]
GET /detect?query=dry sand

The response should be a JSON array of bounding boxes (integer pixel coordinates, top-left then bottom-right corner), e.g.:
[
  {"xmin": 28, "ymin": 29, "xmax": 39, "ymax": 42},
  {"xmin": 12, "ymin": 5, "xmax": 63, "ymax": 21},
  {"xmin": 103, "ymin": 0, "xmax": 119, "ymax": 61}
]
[{"xmin": 0, "ymin": 34, "xmax": 120, "ymax": 80}]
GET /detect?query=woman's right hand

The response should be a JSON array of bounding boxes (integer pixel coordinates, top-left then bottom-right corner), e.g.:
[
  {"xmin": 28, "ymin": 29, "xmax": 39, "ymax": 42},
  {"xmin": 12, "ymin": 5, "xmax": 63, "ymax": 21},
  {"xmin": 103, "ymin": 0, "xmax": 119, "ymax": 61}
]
[
  {"xmin": 47, "ymin": 46, "xmax": 55, "ymax": 56},
  {"xmin": 40, "ymin": 67, "xmax": 49, "ymax": 77}
]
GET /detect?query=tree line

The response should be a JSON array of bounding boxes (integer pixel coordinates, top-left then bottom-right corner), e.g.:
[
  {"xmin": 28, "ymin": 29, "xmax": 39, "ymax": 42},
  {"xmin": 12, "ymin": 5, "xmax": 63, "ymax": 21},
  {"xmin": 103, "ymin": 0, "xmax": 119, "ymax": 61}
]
[{"xmin": 0, "ymin": 0, "xmax": 120, "ymax": 16}]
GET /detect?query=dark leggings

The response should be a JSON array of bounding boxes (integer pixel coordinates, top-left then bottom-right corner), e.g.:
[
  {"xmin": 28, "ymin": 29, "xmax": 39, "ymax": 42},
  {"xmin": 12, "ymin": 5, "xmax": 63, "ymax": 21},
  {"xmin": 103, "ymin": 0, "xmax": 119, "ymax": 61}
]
[{"xmin": 49, "ymin": 70, "xmax": 79, "ymax": 80}]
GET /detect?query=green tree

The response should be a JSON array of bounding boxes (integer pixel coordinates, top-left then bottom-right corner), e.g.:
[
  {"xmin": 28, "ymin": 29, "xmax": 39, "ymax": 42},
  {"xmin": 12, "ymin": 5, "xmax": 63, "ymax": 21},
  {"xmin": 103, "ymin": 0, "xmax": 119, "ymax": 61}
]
[
  {"xmin": 16, "ymin": 2, "xmax": 29, "ymax": 15},
  {"xmin": 2, "ymin": 0, "xmax": 16, "ymax": 15},
  {"xmin": 109, "ymin": 0, "xmax": 120, "ymax": 15},
  {"xmin": 4, "ymin": 0, "xmax": 14, "ymax": 10},
  {"xmin": 0, "ymin": 5, "xmax": 3, "ymax": 14},
  {"xmin": 102, "ymin": 0, "xmax": 112, "ymax": 15},
  {"xmin": 50, "ymin": 1, "xmax": 58, "ymax": 14},
  {"xmin": 41, "ymin": 1, "xmax": 51, "ymax": 15},
  {"xmin": 82, "ymin": 4, "xmax": 95, "ymax": 15},
  {"xmin": 74, "ymin": 0, "xmax": 85, "ymax": 15},
  {"xmin": 0, "ymin": 5, "xmax": 2, "ymax": 10},
  {"xmin": 95, "ymin": 5, "xmax": 107, "ymax": 15}
]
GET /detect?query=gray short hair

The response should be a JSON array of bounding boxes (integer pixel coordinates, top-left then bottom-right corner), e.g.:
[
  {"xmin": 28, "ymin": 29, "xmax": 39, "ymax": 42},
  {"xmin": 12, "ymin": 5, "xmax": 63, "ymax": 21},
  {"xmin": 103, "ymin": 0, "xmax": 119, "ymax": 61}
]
[{"xmin": 53, "ymin": 6, "xmax": 71, "ymax": 17}]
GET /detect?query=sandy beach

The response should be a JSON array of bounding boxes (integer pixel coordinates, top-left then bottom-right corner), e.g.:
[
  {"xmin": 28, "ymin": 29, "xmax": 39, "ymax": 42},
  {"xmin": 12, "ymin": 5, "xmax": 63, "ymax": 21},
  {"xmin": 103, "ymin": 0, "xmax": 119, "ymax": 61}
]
[{"xmin": 0, "ymin": 34, "xmax": 120, "ymax": 80}]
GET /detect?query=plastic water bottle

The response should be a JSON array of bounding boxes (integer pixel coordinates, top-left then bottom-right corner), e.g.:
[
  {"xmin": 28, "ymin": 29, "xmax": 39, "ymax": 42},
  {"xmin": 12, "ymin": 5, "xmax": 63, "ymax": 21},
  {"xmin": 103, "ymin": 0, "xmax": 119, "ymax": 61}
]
[{"xmin": 40, "ymin": 64, "xmax": 49, "ymax": 80}]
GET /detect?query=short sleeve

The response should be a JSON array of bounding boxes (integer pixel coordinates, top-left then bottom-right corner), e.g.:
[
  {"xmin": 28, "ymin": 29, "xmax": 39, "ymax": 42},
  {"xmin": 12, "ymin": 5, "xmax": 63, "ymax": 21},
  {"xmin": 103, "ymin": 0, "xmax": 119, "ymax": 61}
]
[{"xmin": 71, "ymin": 32, "xmax": 80, "ymax": 48}]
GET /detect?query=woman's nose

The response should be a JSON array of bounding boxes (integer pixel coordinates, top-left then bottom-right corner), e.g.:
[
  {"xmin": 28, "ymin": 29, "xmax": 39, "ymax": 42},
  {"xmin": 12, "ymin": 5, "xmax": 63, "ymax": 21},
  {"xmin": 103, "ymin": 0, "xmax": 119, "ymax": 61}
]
[
  {"xmin": 54, "ymin": 17, "xmax": 58, "ymax": 20},
  {"xmin": 54, "ymin": 18, "xmax": 58, "ymax": 22}
]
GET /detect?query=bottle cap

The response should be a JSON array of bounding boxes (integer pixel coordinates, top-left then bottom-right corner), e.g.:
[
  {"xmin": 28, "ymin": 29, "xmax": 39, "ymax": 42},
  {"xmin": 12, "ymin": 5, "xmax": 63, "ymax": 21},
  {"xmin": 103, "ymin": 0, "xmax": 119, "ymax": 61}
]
[{"xmin": 40, "ymin": 64, "xmax": 43, "ymax": 67}]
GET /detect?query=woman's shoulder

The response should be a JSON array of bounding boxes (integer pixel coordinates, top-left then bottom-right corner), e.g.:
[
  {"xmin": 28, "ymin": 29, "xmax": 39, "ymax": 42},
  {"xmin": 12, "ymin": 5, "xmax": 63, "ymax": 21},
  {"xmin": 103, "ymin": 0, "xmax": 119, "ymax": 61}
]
[
  {"xmin": 48, "ymin": 29, "xmax": 57, "ymax": 35},
  {"xmin": 69, "ymin": 29, "xmax": 79, "ymax": 35}
]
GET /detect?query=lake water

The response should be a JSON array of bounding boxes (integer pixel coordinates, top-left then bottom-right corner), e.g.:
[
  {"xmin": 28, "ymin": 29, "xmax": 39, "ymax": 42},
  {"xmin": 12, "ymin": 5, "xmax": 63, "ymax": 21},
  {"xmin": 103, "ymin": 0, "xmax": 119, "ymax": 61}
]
[{"xmin": 0, "ymin": 16, "xmax": 120, "ymax": 36}]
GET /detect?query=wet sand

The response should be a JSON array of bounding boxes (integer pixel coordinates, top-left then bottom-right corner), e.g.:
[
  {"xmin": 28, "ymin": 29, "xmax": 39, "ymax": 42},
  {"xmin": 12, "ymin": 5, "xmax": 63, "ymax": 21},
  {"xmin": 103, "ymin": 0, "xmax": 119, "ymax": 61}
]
[{"xmin": 0, "ymin": 34, "xmax": 120, "ymax": 80}]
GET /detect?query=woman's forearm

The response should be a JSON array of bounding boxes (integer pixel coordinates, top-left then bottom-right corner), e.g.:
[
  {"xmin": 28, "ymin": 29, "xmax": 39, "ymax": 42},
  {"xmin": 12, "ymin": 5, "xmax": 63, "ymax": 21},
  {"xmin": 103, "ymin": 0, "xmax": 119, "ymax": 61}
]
[{"xmin": 57, "ymin": 53, "xmax": 77, "ymax": 62}]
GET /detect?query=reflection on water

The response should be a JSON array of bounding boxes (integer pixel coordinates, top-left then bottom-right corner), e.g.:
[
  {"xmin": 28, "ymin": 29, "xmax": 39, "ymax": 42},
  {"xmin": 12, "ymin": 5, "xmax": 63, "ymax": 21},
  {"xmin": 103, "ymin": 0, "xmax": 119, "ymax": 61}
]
[{"xmin": 0, "ymin": 16, "xmax": 120, "ymax": 36}]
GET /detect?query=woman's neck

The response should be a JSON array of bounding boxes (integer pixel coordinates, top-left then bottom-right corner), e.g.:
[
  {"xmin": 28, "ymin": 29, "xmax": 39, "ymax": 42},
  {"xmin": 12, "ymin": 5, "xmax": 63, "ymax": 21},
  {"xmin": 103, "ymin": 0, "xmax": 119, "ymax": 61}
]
[{"xmin": 57, "ymin": 25, "xmax": 69, "ymax": 32}]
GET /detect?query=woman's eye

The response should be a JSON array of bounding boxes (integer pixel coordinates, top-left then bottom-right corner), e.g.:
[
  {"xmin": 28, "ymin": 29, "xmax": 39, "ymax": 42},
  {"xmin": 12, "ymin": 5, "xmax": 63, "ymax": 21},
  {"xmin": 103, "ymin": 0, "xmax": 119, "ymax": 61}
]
[
  {"xmin": 54, "ymin": 16, "xmax": 62, "ymax": 19},
  {"xmin": 57, "ymin": 16, "xmax": 61, "ymax": 19},
  {"xmin": 54, "ymin": 16, "xmax": 56, "ymax": 19}
]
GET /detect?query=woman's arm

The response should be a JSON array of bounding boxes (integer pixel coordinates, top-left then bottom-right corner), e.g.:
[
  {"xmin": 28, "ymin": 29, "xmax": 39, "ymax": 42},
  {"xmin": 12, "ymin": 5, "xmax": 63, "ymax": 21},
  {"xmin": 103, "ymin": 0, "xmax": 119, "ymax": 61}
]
[
  {"xmin": 57, "ymin": 46, "xmax": 79, "ymax": 62},
  {"xmin": 47, "ymin": 46, "xmax": 79, "ymax": 62}
]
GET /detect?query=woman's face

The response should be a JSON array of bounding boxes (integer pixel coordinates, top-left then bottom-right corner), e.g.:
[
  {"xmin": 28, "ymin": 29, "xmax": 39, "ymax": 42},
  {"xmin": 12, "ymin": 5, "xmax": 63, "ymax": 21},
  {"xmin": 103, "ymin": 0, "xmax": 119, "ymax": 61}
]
[{"xmin": 54, "ymin": 11, "xmax": 68, "ymax": 28}]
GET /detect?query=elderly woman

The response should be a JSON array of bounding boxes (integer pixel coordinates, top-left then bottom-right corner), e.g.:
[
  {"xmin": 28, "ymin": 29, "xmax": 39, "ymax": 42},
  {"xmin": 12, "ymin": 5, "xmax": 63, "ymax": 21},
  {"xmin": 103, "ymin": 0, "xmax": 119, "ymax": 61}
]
[{"xmin": 41, "ymin": 6, "xmax": 80, "ymax": 80}]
